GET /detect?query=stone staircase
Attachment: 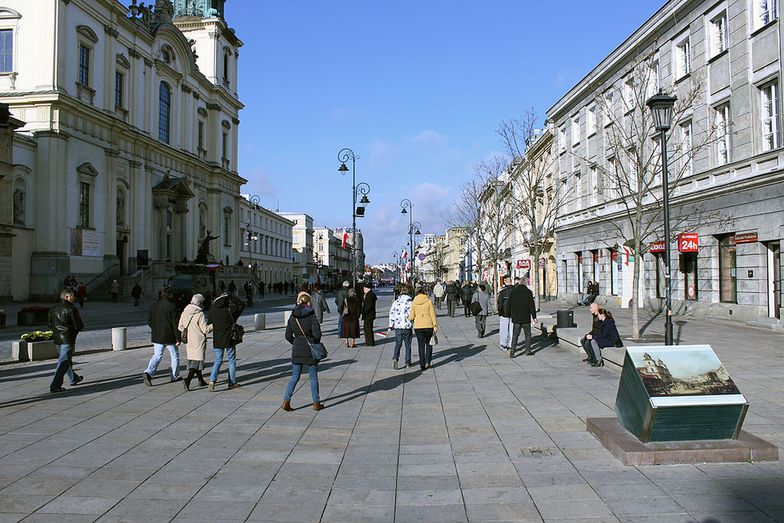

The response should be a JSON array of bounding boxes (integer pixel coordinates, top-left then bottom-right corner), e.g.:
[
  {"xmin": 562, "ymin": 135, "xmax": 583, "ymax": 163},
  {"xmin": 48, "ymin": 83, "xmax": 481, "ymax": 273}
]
[{"xmin": 745, "ymin": 317, "xmax": 784, "ymax": 332}]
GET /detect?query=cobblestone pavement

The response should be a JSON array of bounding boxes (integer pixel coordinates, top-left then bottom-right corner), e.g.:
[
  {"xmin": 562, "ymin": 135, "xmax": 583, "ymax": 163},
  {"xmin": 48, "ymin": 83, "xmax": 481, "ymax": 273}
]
[{"xmin": 0, "ymin": 289, "xmax": 782, "ymax": 522}]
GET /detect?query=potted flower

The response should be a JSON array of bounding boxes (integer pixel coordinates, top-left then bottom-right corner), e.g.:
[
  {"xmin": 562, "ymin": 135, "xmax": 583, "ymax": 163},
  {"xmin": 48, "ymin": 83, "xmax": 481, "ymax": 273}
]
[{"xmin": 12, "ymin": 330, "xmax": 57, "ymax": 362}]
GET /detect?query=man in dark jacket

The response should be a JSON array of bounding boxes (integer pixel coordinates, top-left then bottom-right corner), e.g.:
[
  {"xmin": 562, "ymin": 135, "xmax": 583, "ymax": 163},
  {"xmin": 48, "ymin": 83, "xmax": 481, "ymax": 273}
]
[
  {"xmin": 361, "ymin": 283, "xmax": 377, "ymax": 346},
  {"xmin": 505, "ymin": 277, "xmax": 538, "ymax": 357},
  {"xmin": 131, "ymin": 282, "xmax": 142, "ymax": 306},
  {"xmin": 445, "ymin": 281, "xmax": 459, "ymax": 317},
  {"xmin": 49, "ymin": 288, "xmax": 85, "ymax": 393},
  {"xmin": 208, "ymin": 292, "xmax": 246, "ymax": 390},
  {"xmin": 143, "ymin": 287, "xmax": 181, "ymax": 385},
  {"xmin": 580, "ymin": 302, "xmax": 602, "ymax": 364},
  {"xmin": 334, "ymin": 281, "xmax": 350, "ymax": 338},
  {"xmin": 496, "ymin": 276, "xmax": 513, "ymax": 351},
  {"xmin": 461, "ymin": 282, "xmax": 474, "ymax": 317}
]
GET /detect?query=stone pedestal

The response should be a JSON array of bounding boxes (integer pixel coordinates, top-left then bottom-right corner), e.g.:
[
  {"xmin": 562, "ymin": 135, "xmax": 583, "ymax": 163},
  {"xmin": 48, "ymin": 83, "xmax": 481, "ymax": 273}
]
[
  {"xmin": 12, "ymin": 340, "xmax": 58, "ymax": 361},
  {"xmin": 254, "ymin": 313, "xmax": 266, "ymax": 330}
]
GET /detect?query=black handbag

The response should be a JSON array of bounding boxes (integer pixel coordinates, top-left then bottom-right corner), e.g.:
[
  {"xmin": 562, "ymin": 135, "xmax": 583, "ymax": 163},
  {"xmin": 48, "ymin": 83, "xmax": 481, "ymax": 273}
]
[
  {"xmin": 229, "ymin": 324, "xmax": 244, "ymax": 345},
  {"xmin": 179, "ymin": 316, "xmax": 193, "ymax": 344},
  {"xmin": 470, "ymin": 301, "xmax": 482, "ymax": 316},
  {"xmin": 295, "ymin": 318, "xmax": 328, "ymax": 362}
]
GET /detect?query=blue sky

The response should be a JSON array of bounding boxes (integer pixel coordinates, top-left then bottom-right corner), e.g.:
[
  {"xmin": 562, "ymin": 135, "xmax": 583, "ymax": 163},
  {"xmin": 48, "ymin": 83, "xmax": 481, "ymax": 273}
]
[{"xmin": 226, "ymin": 1, "xmax": 664, "ymax": 265}]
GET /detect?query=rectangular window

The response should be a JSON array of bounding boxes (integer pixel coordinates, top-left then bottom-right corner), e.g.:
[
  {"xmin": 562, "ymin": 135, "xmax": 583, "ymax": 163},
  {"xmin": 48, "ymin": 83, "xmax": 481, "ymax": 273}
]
[
  {"xmin": 714, "ymin": 103, "xmax": 731, "ymax": 165},
  {"xmin": 718, "ymin": 234, "xmax": 737, "ymax": 303},
  {"xmin": 571, "ymin": 115, "xmax": 580, "ymax": 145},
  {"xmin": 680, "ymin": 252, "xmax": 698, "ymax": 300},
  {"xmin": 224, "ymin": 215, "xmax": 231, "ymax": 246},
  {"xmin": 603, "ymin": 92, "xmax": 614, "ymax": 127},
  {"xmin": 79, "ymin": 182, "xmax": 90, "ymax": 227},
  {"xmin": 760, "ymin": 81, "xmax": 780, "ymax": 151},
  {"xmin": 757, "ymin": 0, "xmax": 778, "ymax": 27},
  {"xmin": 0, "ymin": 29, "xmax": 12, "ymax": 73},
  {"xmin": 198, "ymin": 121, "xmax": 205, "ymax": 150},
  {"xmin": 710, "ymin": 12, "xmax": 728, "ymax": 57},
  {"xmin": 623, "ymin": 77, "xmax": 635, "ymax": 113},
  {"xmin": 558, "ymin": 124, "xmax": 566, "ymax": 153},
  {"xmin": 114, "ymin": 71, "xmax": 124, "ymax": 108},
  {"xmin": 78, "ymin": 45, "xmax": 90, "ymax": 85},
  {"xmin": 587, "ymin": 105, "xmax": 597, "ymax": 136},
  {"xmin": 222, "ymin": 132, "xmax": 228, "ymax": 162},
  {"xmin": 680, "ymin": 120, "xmax": 693, "ymax": 176},
  {"xmin": 675, "ymin": 36, "xmax": 691, "ymax": 78}
]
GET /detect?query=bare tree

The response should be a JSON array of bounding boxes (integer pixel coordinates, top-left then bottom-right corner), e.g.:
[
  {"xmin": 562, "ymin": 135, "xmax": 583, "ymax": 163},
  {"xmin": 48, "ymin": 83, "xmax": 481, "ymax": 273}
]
[
  {"xmin": 575, "ymin": 53, "xmax": 718, "ymax": 338},
  {"xmin": 498, "ymin": 110, "xmax": 570, "ymax": 308}
]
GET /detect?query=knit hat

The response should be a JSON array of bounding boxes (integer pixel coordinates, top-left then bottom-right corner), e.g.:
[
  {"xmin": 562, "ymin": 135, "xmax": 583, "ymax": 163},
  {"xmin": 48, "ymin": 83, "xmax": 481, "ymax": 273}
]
[
  {"xmin": 296, "ymin": 291, "xmax": 312, "ymax": 305},
  {"xmin": 342, "ymin": 281, "xmax": 350, "ymax": 287}
]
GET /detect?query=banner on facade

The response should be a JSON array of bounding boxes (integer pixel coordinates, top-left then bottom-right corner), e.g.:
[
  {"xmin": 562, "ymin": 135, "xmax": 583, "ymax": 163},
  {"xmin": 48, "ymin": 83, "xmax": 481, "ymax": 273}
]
[
  {"xmin": 70, "ymin": 229, "xmax": 103, "ymax": 257},
  {"xmin": 649, "ymin": 241, "xmax": 666, "ymax": 253},
  {"xmin": 678, "ymin": 233, "xmax": 699, "ymax": 253},
  {"xmin": 735, "ymin": 232, "xmax": 758, "ymax": 244},
  {"xmin": 516, "ymin": 259, "xmax": 530, "ymax": 269}
]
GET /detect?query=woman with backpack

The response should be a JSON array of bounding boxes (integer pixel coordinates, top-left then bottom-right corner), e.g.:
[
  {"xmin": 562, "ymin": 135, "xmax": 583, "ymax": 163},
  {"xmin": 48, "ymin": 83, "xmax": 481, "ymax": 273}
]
[{"xmin": 585, "ymin": 308, "xmax": 620, "ymax": 367}]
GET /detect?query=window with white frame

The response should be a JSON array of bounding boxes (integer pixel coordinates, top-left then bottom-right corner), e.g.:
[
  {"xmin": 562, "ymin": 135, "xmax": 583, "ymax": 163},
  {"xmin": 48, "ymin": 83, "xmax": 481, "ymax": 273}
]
[
  {"xmin": 159, "ymin": 82, "xmax": 172, "ymax": 144},
  {"xmin": 754, "ymin": 0, "xmax": 778, "ymax": 29},
  {"xmin": 709, "ymin": 12, "xmax": 728, "ymax": 57},
  {"xmin": 587, "ymin": 104, "xmax": 597, "ymax": 136},
  {"xmin": 647, "ymin": 60, "xmax": 660, "ymax": 98},
  {"xmin": 603, "ymin": 91, "xmax": 614, "ymax": 126},
  {"xmin": 623, "ymin": 76, "xmax": 635, "ymax": 113},
  {"xmin": 714, "ymin": 103, "xmax": 731, "ymax": 165},
  {"xmin": 760, "ymin": 80, "xmax": 780, "ymax": 151},
  {"xmin": 79, "ymin": 181, "xmax": 91, "ymax": 228},
  {"xmin": 674, "ymin": 34, "xmax": 691, "ymax": 79},
  {"xmin": 571, "ymin": 114, "xmax": 580, "ymax": 145},
  {"xmin": 680, "ymin": 120, "xmax": 693, "ymax": 177},
  {"xmin": 78, "ymin": 44, "xmax": 90, "ymax": 86},
  {"xmin": 558, "ymin": 124, "xmax": 566, "ymax": 153},
  {"xmin": 0, "ymin": 29, "xmax": 12, "ymax": 73}
]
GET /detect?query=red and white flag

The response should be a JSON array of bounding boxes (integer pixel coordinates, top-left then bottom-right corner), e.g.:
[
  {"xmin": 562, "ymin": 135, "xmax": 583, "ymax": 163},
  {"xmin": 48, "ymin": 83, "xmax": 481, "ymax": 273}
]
[
  {"xmin": 404, "ymin": 261, "xmax": 411, "ymax": 272},
  {"xmin": 401, "ymin": 249, "xmax": 408, "ymax": 260},
  {"xmin": 341, "ymin": 231, "xmax": 350, "ymax": 248}
]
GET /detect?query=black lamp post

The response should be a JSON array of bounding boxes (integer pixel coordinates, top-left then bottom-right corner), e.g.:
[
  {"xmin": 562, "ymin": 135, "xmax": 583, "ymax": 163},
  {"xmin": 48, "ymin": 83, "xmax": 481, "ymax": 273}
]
[
  {"xmin": 647, "ymin": 90, "xmax": 678, "ymax": 346},
  {"xmin": 400, "ymin": 199, "xmax": 422, "ymax": 284},
  {"xmin": 338, "ymin": 148, "xmax": 371, "ymax": 284}
]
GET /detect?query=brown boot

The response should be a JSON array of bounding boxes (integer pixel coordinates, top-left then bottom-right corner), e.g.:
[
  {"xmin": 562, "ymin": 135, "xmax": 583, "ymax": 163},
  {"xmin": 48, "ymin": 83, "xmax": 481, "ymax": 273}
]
[
  {"xmin": 312, "ymin": 402, "xmax": 325, "ymax": 411},
  {"xmin": 281, "ymin": 400, "xmax": 293, "ymax": 412}
]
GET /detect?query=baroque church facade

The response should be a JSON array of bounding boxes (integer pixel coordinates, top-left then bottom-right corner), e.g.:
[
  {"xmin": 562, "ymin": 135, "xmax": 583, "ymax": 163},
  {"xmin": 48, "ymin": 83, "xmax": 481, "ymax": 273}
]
[{"xmin": 0, "ymin": 0, "xmax": 244, "ymax": 300}]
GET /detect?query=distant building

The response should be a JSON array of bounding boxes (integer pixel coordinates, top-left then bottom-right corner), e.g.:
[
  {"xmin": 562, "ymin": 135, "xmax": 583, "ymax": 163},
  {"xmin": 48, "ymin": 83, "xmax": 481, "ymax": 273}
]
[
  {"xmin": 279, "ymin": 213, "xmax": 314, "ymax": 285},
  {"xmin": 238, "ymin": 195, "xmax": 293, "ymax": 285}
]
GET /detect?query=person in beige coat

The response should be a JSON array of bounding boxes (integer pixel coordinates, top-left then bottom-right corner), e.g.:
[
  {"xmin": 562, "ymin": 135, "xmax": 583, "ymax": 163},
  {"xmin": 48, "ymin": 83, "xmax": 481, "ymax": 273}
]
[
  {"xmin": 178, "ymin": 294, "xmax": 213, "ymax": 391},
  {"xmin": 409, "ymin": 286, "xmax": 438, "ymax": 370}
]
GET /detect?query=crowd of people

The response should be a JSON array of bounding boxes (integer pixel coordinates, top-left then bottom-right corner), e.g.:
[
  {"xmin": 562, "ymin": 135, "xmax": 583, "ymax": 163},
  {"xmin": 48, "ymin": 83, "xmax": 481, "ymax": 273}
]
[{"xmin": 46, "ymin": 275, "xmax": 620, "ymax": 407}]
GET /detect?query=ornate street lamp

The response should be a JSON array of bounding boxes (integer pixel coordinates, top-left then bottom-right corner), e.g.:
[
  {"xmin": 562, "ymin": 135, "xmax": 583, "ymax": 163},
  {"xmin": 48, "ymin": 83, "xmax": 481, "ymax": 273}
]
[
  {"xmin": 647, "ymin": 90, "xmax": 678, "ymax": 346},
  {"xmin": 338, "ymin": 148, "xmax": 371, "ymax": 284}
]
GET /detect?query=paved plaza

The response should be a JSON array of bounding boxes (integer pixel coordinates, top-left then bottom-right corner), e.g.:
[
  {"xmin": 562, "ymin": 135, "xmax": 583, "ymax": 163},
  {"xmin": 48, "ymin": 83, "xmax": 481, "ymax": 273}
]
[{"xmin": 0, "ymin": 289, "xmax": 783, "ymax": 522}]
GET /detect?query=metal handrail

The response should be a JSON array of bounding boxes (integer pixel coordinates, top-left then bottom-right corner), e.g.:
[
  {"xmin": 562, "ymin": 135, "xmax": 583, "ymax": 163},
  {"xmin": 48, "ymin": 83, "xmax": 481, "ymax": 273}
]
[{"xmin": 84, "ymin": 263, "xmax": 119, "ymax": 289}]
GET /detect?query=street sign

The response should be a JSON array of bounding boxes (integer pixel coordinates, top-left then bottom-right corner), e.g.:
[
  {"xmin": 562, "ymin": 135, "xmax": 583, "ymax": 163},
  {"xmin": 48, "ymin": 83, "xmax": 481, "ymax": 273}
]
[
  {"xmin": 678, "ymin": 233, "xmax": 699, "ymax": 253},
  {"xmin": 516, "ymin": 259, "xmax": 531, "ymax": 269},
  {"xmin": 735, "ymin": 232, "xmax": 758, "ymax": 244},
  {"xmin": 650, "ymin": 241, "xmax": 666, "ymax": 253}
]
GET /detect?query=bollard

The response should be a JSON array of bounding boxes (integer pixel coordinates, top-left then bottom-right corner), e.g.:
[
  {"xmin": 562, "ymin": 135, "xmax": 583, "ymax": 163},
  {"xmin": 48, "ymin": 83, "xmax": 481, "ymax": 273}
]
[
  {"xmin": 283, "ymin": 310, "xmax": 292, "ymax": 326},
  {"xmin": 112, "ymin": 327, "xmax": 127, "ymax": 351},
  {"xmin": 254, "ymin": 313, "xmax": 266, "ymax": 330}
]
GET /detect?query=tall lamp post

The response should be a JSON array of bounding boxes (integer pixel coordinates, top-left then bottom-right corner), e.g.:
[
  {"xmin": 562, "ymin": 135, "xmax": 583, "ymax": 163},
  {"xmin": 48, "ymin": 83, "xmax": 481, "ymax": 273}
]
[
  {"xmin": 338, "ymin": 148, "xmax": 371, "ymax": 284},
  {"xmin": 647, "ymin": 90, "xmax": 678, "ymax": 346},
  {"xmin": 400, "ymin": 199, "xmax": 422, "ymax": 284}
]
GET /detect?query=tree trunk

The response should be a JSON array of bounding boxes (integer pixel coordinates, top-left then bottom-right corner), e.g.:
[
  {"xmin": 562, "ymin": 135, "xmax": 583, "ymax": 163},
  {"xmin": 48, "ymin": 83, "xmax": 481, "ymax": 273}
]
[{"xmin": 631, "ymin": 238, "xmax": 642, "ymax": 339}]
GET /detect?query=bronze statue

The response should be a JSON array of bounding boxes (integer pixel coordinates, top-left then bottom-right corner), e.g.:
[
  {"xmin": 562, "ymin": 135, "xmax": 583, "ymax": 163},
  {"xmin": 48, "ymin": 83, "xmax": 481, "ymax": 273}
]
[{"xmin": 195, "ymin": 230, "xmax": 219, "ymax": 264}]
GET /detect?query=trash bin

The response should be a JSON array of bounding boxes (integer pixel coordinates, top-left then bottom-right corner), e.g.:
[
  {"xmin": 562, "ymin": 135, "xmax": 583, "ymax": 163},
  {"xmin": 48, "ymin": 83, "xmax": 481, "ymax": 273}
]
[
  {"xmin": 112, "ymin": 327, "xmax": 127, "ymax": 351},
  {"xmin": 556, "ymin": 309, "xmax": 576, "ymax": 329},
  {"xmin": 254, "ymin": 313, "xmax": 266, "ymax": 331}
]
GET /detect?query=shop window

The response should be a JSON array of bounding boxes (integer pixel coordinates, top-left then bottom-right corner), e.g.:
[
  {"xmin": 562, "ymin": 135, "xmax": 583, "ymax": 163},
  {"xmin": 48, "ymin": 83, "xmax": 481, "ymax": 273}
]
[
  {"xmin": 718, "ymin": 234, "xmax": 737, "ymax": 303},
  {"xmin": 680, "ymin": 252, "xmax": 698, "ymax": 301}
]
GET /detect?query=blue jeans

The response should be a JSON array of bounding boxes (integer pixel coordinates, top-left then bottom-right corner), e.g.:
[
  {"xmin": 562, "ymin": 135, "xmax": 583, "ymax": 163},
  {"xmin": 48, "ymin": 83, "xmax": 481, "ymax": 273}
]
[
  {"xmin": 284, "ymin": 363, "xmax": 319, "ymax": 403},
  {"xmin": 337, "ymin": 314, "xmax": 343, "ymax": 338},
  {"xmin": 145, "ymin": 343, "xmax": 180, "ymax": 380},
  {"xmin": 393, "ymin": 328, "xmax": 412, "ymax": 364},
  {"xmin": 210, "ymin": 347, "xmax": 237, "ymax": 384},
  {"xmin": 50, "ymin": 343, "xmax": 77, "ymax": 390}
]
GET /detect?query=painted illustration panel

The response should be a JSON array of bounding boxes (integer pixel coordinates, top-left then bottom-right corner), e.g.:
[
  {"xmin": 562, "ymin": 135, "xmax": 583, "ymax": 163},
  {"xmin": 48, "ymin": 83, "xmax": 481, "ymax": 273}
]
[{"xmin": 627, "ymin": 346, "xmax": 740, "ymax": 397}]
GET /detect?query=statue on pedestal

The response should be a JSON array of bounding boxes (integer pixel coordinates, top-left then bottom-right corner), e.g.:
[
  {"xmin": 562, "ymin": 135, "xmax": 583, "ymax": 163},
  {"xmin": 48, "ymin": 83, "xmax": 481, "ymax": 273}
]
[{"xmin": 195, "ymin": 230, "xmax": 219, "ymax": 264}]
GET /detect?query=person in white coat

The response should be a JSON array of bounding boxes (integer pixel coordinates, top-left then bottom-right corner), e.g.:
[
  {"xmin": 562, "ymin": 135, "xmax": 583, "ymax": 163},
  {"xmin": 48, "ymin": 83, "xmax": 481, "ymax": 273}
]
[{"xmin": 178, "ymin": 294, "xmax": 213, "ymax": 391}]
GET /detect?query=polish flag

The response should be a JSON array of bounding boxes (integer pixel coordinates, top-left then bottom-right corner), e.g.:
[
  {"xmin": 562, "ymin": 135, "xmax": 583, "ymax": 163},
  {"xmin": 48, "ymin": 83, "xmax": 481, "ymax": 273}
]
[
  {"xmin": 401, "ymin": 249, "xmax": 408, "ymax": 260},
  {"xmin": 341, "ymin": 232, "xmax": 350, "ymax": 248},
  {"xmin": 404, "ymin": 261, "xmax": 411, "ymax": 272}
]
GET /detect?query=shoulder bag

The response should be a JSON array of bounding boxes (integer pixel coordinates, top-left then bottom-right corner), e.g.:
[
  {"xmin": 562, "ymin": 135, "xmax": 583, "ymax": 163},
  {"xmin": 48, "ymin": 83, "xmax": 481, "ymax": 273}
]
[
  {"xmin": 179, "ymin": 316, "xmax": 194, "ymax": 344},
  {"xmin": 295, "ymin": 318, "xmax": 328, "ymax": 362},
  {"xmin": 229, "ymin": 323, "xmax": 245, "ymax": 345}
]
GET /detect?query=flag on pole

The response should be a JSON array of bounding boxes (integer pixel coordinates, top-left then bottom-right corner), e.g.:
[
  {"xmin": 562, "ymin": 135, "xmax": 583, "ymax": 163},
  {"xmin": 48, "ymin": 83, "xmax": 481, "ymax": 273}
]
[
  {"xmin": 341, "ymin": 231, "xmax": 350, "ymax": 248},
  {"xmin": 401, "ymin": 249, "xmax": 408, "ymax": 260}
]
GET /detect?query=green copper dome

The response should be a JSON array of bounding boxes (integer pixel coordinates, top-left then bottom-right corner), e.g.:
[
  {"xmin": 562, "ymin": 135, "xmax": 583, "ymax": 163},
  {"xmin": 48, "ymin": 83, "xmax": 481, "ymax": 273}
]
[{"xmin": 173, "ymin": 0, "xmax": 225, "ymax": 20}]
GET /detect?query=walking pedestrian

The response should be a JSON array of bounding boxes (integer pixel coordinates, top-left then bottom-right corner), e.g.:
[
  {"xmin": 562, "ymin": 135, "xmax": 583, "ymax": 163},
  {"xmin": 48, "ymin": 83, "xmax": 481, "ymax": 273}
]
[
  {"xmin": 143, "ymin": 287, "xmax": 181, "ymax": 385},
  {"xmin": 461, "ymin": 282, "xmax": 474, "ymax": 318},
  {"xmin": 389, "ymin": 285, "xmax": 413, "ymax": 369},
  {"xmin": 131, "ymin": 281, "xmax": 142, "ymax": 306},
  {"xmin": 178, "ymin": 294, "xmax": 212, "ymax": 391},
  {"xmin": 409, "ymin": 285, "xmax": 438, "ymax": 370},
  {"xmin": 497, "ymin": 277, "xmax": 513, "ymax": 351},
  {"xmin": 584, "ymin": 309, "xmax": 619, "ymax": 367},
  {"xmin": 472, "ymin": 283, "xmax": 490, "ymax": 338},
  {"xmin": 335, "ymin": 280, "xmax": 349, "ymax": 338},
  {"xmin": 362, "ymin": 282, "xmax": 377, "ymax": 347},
  {"xmin": 48, "ymin": 288, "xmax": 84, "ymax": 393},
  {"xmin": 433, "ymin": 281, "xmax": 445, "ymax": 310},
  {"xmin": 244, "ymin": 281, "xmax": 254, "ymax": 307},
  {"xmin": 580, "ymin": 303, "xmax": 602, "ymax": 364},
  {"xmin": 258, "ymin": 280, "xmax": 266, "ymax": 299},
  {"xmin": 208, "ymin": 291, "xmax": 246, "ymax": 390},
  {"xmin": 505, "ymin": 277, "xmax": 538, "ymax": 358},
  {"xmin": 281, "ymin": 292, "xmax": 324, "ymax": 411},
  {"xmin": 311, "ymin": 284, "xmax": 330, "ymax": 324},
  {"xmin": 340, "ymin": 288, "xmax": 360, "ymax": 348},
  {"xmin": 110, "ymin": 279, "xmax": 120, "ymax": 303},
  {"xmin": 445, "ymin": 280, "xmax": 459, "ymax": 317},
  {"xmin": 76, "ymin": 282, "xmax": 87, "ymax": 308},
  {"xmin": 228, "ymin": 280, "xmax": 237, "ymax": 295}
]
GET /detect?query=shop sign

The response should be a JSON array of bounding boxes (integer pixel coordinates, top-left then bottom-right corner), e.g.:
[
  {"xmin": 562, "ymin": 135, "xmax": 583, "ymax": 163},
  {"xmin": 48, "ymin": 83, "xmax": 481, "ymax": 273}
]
[
  {"xmin": 649, "ymin": 241, "xmax": 666, "ymax": 253},
  {"xmin": 678, "ymin": 233, "xmax": 699, "ymax": 253},
  {"xmin": 516, "ymin": 259, "xmax": 531, "ymax": 269},
  {"xmin": 735, "ymin": 232, "xmax": 758, "ymax": 244}
]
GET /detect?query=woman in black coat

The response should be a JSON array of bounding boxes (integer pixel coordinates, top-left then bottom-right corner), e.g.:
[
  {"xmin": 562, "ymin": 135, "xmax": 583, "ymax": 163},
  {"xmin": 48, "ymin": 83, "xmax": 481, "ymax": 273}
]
[
  {"xmin": 282, "ymin": 292, "xmax": 324, "ymax": 411},
  {"xmin": 586, "ymin": 308, "xmax": 620, "ymax": 367},
  {"xmin": 208, "ymin": 293, "xmax": 245, "ymax": 390},
  {"xmin": 340, "ymin": 288, "xmax": 361, "ymax": 348}
]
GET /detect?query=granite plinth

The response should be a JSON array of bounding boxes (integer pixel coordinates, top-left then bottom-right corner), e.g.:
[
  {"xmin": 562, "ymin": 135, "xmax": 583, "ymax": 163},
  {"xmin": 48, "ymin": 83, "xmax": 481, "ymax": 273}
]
[{"xmin": 587, "ymin": 417, "xmax": 779, "ymax": 466}]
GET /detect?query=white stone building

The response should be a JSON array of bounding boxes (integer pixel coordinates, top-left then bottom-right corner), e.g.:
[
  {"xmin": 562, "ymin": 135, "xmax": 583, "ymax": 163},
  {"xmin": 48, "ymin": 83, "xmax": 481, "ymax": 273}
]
[
  {"xmin": 279, "ymin": 212, "xmax": 314, "ymax": 285},
  {"xmin": 313, "ymin": 226, "xmax": 351, "ymax": 288},
  {"xmin": 0, "ymin": 0, "xmax": 244, "ymax": 300},
  {"xmin": 549, "ymin": 0, "xmax": 784, "ymax": 323},
  {"xmin": 238, "ymin": 194, "xmax": 293, "ymax": 286}
]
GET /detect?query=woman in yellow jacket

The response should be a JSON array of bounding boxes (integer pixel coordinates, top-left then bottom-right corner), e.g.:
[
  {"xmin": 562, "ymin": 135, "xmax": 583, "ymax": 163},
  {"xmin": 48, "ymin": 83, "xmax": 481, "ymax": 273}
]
[{"xmin": 409, "ymin": 286, "xmax": 438, "ymax": 370}]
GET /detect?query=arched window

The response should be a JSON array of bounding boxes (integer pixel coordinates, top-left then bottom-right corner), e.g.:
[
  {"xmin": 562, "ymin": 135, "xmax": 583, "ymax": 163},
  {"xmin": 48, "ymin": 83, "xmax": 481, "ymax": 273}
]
[{"xmin": 159, "ymin": 81, "xmax": 171, "ymax": 143}]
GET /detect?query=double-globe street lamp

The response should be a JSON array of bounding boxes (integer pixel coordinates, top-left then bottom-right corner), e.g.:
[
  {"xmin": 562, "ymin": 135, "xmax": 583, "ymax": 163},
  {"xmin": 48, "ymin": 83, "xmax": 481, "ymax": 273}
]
[
  {"xmin": 646, "ymin": 90, "xmax": 678, "ymax": 346},
  {"xmin": 338, "ymin": 148, "xmax": 371, "ymax": 284},
  {"xmin": 400, "ymin": 198, "xmax": 422, "ymax": 284}
]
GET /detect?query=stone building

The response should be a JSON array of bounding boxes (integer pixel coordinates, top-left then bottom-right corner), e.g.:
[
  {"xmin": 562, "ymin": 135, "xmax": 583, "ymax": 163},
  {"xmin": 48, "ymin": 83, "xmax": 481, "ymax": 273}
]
[
  {"xmin": 548, "ymin": 0, "xmax": 784, "ymax": 322},
  {"xmin": 279, "ymin": 212, "xmax": 314, "ymax": 285},
  {"xmin": 313, "ymin": 226, "xmax": 351, "ymax": 288},
  {"xmin": 238, "ymin": 195, "xmax": 293, "ymax": 286},
  {"xmin": 0, "ymin": 0, "xmax": 245, "ymax": 300}
]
